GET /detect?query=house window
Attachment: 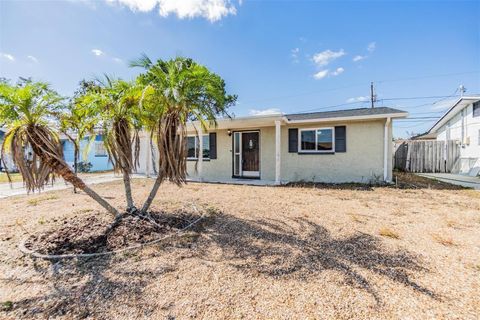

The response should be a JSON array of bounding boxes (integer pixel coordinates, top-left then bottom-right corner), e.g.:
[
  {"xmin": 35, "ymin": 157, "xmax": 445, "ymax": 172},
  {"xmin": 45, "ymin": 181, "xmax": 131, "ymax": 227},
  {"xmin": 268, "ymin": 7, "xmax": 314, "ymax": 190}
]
[
  {"xmin": 299, "ymin": 128, "xmax": 334, "ymax": 152},
  {"xmin": 473, "ymin": 101, "xmax": 480, "ymax": 118},
  {"xmin": 186, "ymin": 135, "xmax": 210, "ymax": 159},
  {"xmin": 95, "ymin": 141, "xmax": 107, "ymax": 157}
]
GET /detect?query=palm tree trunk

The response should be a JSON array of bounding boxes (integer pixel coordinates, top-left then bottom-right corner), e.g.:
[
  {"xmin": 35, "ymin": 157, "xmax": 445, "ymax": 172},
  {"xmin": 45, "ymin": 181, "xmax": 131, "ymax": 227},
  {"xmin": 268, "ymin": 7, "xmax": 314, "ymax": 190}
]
[
  {"xmin": 55, "ymin": 160, "xmax": 120, "ymax": 217},
  {"xmin": 28, "ymin": 130, "xmax": 120, "ymax": 217},
  {"xmin": 73, "ymin": 144, "xmax": 79, "ymax": 194},
  {"xmin": 141, "ymin": 175, "xmax": 162, "ymax": 213},
  {"xmin": 122, "ymin": 169, "xmax": 135, "ymax": 212}
]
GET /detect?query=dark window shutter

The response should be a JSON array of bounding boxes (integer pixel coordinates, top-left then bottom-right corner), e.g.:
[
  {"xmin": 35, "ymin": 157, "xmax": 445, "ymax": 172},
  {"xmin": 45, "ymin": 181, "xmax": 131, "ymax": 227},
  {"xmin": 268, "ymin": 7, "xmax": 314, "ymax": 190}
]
[
  {"xmin": 473, "ymin": 101, "xmax": 480, "ymax": 118},
  {"xmin": 335, "ymin": 126, "xmax": 346, "ymax": 152},
  {"xmin": 288, "ymin": 128, "xmax": 298, "ymax": 153},
  {"xmin": 209, "ymin": 132, "xmax": 217, "ymax": 159}
]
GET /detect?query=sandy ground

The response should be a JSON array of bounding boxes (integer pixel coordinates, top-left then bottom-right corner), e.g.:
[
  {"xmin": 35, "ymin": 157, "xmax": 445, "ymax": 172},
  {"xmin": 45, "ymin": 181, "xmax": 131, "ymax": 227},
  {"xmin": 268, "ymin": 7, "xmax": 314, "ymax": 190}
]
[{"xmin": 0, "ymin": 175, "xmax": 479, "ymax": 319}]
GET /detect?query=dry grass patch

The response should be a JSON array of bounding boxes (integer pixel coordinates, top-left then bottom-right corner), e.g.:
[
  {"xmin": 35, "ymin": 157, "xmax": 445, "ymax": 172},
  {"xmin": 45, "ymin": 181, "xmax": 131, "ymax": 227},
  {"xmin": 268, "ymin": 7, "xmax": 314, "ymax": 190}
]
[
  {"xmin": 379, "ymin": 227, "xmax": 400, "ymax": 239},
  {"xmin": 432, "ymin": 233, "xmax": 457, "ymax": 246},
  {"xmin": 73, "ymin": 208, "xmax": 94, "ymax": 214},
  {"xmin": 445, "ymin": 219, "xmax": 462, "ymax": 229},
  {"xmin": 0, "ymin": 172, "xmax": 22, "ymax": 183},
  {"xmin": 0, "ymin": 175, "xmax": 479, "ymax": 319},
  {"xmin": 349, "ymin": 213, "xmax": 364, "ymax": 223},
  {"xmin": 27, "ymin": 194, "xmax": 59, "ymax": 206}
]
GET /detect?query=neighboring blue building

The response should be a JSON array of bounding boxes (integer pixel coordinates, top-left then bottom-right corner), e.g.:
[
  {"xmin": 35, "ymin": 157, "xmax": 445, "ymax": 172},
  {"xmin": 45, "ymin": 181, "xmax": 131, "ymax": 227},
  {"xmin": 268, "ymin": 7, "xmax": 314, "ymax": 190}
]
[
  {"xmin": 0, "ymin": 128, "xmax": 16, "ymax": 171},
  {"xmin": 62, "ymin": 134, "xmax": 113, "ymax": 172}
]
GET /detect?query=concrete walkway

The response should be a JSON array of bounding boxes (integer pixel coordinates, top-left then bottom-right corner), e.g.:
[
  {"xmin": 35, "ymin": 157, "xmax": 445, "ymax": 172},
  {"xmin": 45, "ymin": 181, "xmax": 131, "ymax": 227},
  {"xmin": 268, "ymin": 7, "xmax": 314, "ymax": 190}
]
[
  {"xmin": 0, "ymin": 173, "xmax": 125, "ymax": 198},
  {"xmin": 416, "ymin": 173, "xmax": 480, "ymax": 190},
  {"xmin": 187, "ymin": 177, "xmax": 277, "ymax": 186}
]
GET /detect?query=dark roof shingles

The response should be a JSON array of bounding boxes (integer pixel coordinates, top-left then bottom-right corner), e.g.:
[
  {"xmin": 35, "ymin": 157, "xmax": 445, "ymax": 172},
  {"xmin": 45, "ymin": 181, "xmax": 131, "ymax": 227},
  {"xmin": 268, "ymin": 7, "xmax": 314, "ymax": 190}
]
[{"xmin": 285, "ymin": 107, "xmax": 406, "ymax": 121}]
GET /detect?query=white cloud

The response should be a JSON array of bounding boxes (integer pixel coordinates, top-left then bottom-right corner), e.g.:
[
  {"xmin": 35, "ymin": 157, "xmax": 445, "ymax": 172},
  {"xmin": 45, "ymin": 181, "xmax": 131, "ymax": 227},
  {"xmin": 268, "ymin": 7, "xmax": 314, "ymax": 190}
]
[
  {"xmin": 312, "ymin": 67, "xmax": 344, "ymax": 80},
  {"xmin": 91, "ymin": 49, "xmax": 105, "ymax": 56},
  {"xmin": 27, "ymin": 55, "xmax": 38, "ymax": 63},
  {"xmin": 313, "ymin": 69, "xmax": 329, "ymax": 80},
  {"xmin": 312, "ymin": 49, "xmax": 345, "ymax": 67},
  {"xmin": 291, "ymin": 47, "xmax": 300, "ymax": 63},
  {"xmin": 331, "ymin": 67, "xmax": 344, "ymax": 76},
  {"xmin": 353, "ymin": 55, "xmax": 366, "ymax": 62},
  {"xmin": 1, "ymin": 53, "xmax": 15, "ymax": 61},
  {"xmin": 113, "ymin": 57, "xmax": 123, "ymax": 63},
  {"xmin": 346, "ymin": 96, "xmax": 370, "ymax": 103},
  {"xmin": 106, "ymin": 0, "xmax": 237, "ymax": 22},
  {"xmin": 352, "ymin": 42, "xmax": 376, "ymax": 62},
  {"xmin": 249, "ymin": 108, "xmax": 282, "ymax": 116}
]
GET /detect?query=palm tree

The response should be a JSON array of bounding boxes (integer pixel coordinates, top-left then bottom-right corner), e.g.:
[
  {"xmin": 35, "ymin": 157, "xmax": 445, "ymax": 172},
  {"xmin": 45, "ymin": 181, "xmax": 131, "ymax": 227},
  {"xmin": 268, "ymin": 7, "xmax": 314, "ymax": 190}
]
[
  {"xmin": 131, "ymin": 56, "xmax": 236, "ymax": 213},
  {"xmin": 0, "ymin": 79, "xmax": 120, "ymax": 217},
  {"xmin": 78, "ymin": 76, "xmax": 143, "ymax": 212},
  {"xmin": 58, "ymin": 80, "xmax": 99, "ymax": 193}
]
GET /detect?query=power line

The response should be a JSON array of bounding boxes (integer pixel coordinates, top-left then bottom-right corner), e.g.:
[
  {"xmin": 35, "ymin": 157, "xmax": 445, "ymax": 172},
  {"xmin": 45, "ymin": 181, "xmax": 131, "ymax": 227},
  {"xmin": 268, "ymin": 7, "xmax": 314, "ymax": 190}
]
[
  {"xmin": 375, "ymin": 71, "xmax": 480, "ymax": 84},
  {"xmin": 408, "ymin": 111, "xmax": 445, "ymax": 115},
  {"xmin": 293, "ymin": 95, "xmax": 457, "ymax": 113},
  {"xmin": 291, "ymin": 101, "xmax": 368, "ymax": 113},
  {"xmin": 396, "ymin": 117, "xmax": 441, "ymax": 120},
  {"xmin": 239, "ymin": 71, "xmax": 479, "ymax": 105},
  {"xmin": 379, "ymin": 95, "xmax": 455, "ymax": 101},
  {"xmin": 396, "ymin": 123, "xmax": 433, "ymax": 129}
]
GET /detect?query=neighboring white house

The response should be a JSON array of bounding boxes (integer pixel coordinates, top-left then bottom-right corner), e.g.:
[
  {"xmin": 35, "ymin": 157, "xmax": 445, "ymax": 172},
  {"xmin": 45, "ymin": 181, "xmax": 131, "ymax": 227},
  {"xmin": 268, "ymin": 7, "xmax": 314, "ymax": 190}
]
[
  {"xmin": 426, "ymin": 96, "xmax": 480, "ymax": 175},
  {"xmin": 137, "ymin": 107, "xmax": 408, "ymax": 184}
]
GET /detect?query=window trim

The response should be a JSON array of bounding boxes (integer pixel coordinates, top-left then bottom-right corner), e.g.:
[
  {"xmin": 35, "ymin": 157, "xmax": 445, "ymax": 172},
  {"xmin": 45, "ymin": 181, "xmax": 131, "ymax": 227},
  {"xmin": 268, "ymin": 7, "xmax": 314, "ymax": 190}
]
[
  {"xmin": 94, "ymin": 141, "xmax": 108, "ymax": 157},
  {"xmin": 186, "ymin": 135, "xmax": 210, "ymax": 160},
  {"xmin": 298, "ymin": 127, "xmax": 335, "ymax": 153}
]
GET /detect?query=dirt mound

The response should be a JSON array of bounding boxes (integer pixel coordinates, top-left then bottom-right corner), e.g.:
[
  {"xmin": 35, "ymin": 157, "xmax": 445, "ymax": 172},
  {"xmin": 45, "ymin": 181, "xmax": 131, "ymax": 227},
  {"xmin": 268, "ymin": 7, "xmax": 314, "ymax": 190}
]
[{"xmin": 24, "ymin": 211, "xmax": 207, "ymax": 256}]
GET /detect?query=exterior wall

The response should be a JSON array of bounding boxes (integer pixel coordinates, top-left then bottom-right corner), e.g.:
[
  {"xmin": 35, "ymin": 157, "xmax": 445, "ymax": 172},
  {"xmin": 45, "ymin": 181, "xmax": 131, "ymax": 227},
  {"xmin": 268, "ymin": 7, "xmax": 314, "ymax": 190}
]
[
  {"xmin": 281, "ymin": 120, "xmax": 386, "ymax": 183},
  {"xmin": 184, "ymin": 119, "xmax": 388, "ymax": 183},
  {"xmin": 186, "ymin": 127, "xmax": 277, "ymax": 181},
  {"xmin": 62, "ymin": 135, "xmax": 113, "ymax": 172},
  {"xmin": 137, "ymin": 119, "xmax": 391, "ymax": 184},
  {"xmin": 435, "ymin": 102, "xmax": 480, "ymax": 173}
]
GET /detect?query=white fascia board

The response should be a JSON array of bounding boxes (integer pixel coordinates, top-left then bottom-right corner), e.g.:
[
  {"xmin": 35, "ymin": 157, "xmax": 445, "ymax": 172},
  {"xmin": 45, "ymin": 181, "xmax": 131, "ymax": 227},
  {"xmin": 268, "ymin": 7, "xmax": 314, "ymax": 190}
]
[
  {"xmin": 428, "ymin": 96, "xmax": 480, "ymax": 134},
  {"xmin": 187, "ymin": 114, "xmax": 285, "ymax": 131}
]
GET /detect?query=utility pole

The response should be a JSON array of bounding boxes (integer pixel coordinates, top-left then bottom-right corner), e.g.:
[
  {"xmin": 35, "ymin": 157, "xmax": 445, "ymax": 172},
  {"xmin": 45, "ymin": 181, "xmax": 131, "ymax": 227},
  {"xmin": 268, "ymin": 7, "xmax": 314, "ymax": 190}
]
[
  {"xmin": 370, "ymin": 82, "xmax": 376, "ymax": 108},
  {"xmin": 459, "ymin": 84, "xmax": 466, "ymax": 97}
]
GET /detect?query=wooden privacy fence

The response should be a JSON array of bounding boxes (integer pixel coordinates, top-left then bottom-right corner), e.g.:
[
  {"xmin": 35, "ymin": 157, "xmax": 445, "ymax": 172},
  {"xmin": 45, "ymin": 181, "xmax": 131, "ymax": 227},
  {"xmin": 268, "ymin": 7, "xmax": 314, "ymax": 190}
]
[{"xmin": 394, "ymin": 140, "xmax": 460, "ymax": 173}]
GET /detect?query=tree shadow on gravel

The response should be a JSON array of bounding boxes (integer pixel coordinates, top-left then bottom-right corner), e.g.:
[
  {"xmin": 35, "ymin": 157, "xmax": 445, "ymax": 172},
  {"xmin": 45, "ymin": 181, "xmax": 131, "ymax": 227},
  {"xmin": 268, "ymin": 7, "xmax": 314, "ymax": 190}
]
[
  {"xmin": 9, "ymin": 255, "xmax": 171, "ymax": 319},
  {"xmin": 7, "ymin": 211, "xmax": 204, "ymax": 319},
  {"xmin": 6, "ymin": 210, "xmax": 438, "ymax": 318},
  {"xmin": 196, "ymin": 213, "xmax": 439, "ymax": 304}
]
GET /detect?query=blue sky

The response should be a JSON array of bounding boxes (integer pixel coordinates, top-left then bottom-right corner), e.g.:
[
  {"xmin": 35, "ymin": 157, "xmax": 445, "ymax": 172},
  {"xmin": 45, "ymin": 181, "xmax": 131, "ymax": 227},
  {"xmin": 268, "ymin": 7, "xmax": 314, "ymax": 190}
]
[{"xmin": 1, "ymin": 0, "xmax": 479, "ymax": 137}]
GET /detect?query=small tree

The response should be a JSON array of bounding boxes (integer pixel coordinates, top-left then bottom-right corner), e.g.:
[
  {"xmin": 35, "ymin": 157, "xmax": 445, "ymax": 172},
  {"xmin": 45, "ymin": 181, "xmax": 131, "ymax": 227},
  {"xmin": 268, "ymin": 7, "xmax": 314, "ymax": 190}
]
[
  {"xmin": 78, "ymin": 76, "xmax": 143, "ymax": 212},
  {"xmin": 0, "ymin": 79, "xmax": 119, "ymax": 217},
  {"xmin": 58, "ymin": 80, "xmax": 99, "ymax": 193},
  {"xmin": 131, "ymin": 56, "xmax": 236, "ymax": 213}
]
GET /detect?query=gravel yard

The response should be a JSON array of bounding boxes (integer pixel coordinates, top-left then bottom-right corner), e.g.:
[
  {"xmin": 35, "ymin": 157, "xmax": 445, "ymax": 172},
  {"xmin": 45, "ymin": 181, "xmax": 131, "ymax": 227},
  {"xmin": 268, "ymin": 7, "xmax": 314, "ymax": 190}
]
[{"xmin": 0, "ymin": 174, "xmax": 479, "ymax": 319}]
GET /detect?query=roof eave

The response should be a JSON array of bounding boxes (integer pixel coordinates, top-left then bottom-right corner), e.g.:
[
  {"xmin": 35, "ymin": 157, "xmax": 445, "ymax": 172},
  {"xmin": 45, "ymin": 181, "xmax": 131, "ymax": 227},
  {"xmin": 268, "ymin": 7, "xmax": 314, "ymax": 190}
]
[
  {"xmin": 284, "ymin": 112, "xmax": 409, "ymax": 124},
  {"xmin": 428, "ymin": 96, "xmax": 480, "ymax": 134}
]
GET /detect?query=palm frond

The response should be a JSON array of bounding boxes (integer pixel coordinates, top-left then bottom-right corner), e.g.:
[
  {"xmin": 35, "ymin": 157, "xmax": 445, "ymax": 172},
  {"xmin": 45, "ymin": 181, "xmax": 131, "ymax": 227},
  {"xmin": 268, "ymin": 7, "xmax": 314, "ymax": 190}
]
[{"xmin": 129, "ymin": 53, "xmax": 153, "ymax": 69}]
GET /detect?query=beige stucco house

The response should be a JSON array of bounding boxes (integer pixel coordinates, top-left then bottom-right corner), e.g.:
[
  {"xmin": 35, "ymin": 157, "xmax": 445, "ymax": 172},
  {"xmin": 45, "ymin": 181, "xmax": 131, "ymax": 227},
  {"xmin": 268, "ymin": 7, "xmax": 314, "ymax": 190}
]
[{"xmin": 137, "ymin": 107, "xmax": 408, "ymax": 184}]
